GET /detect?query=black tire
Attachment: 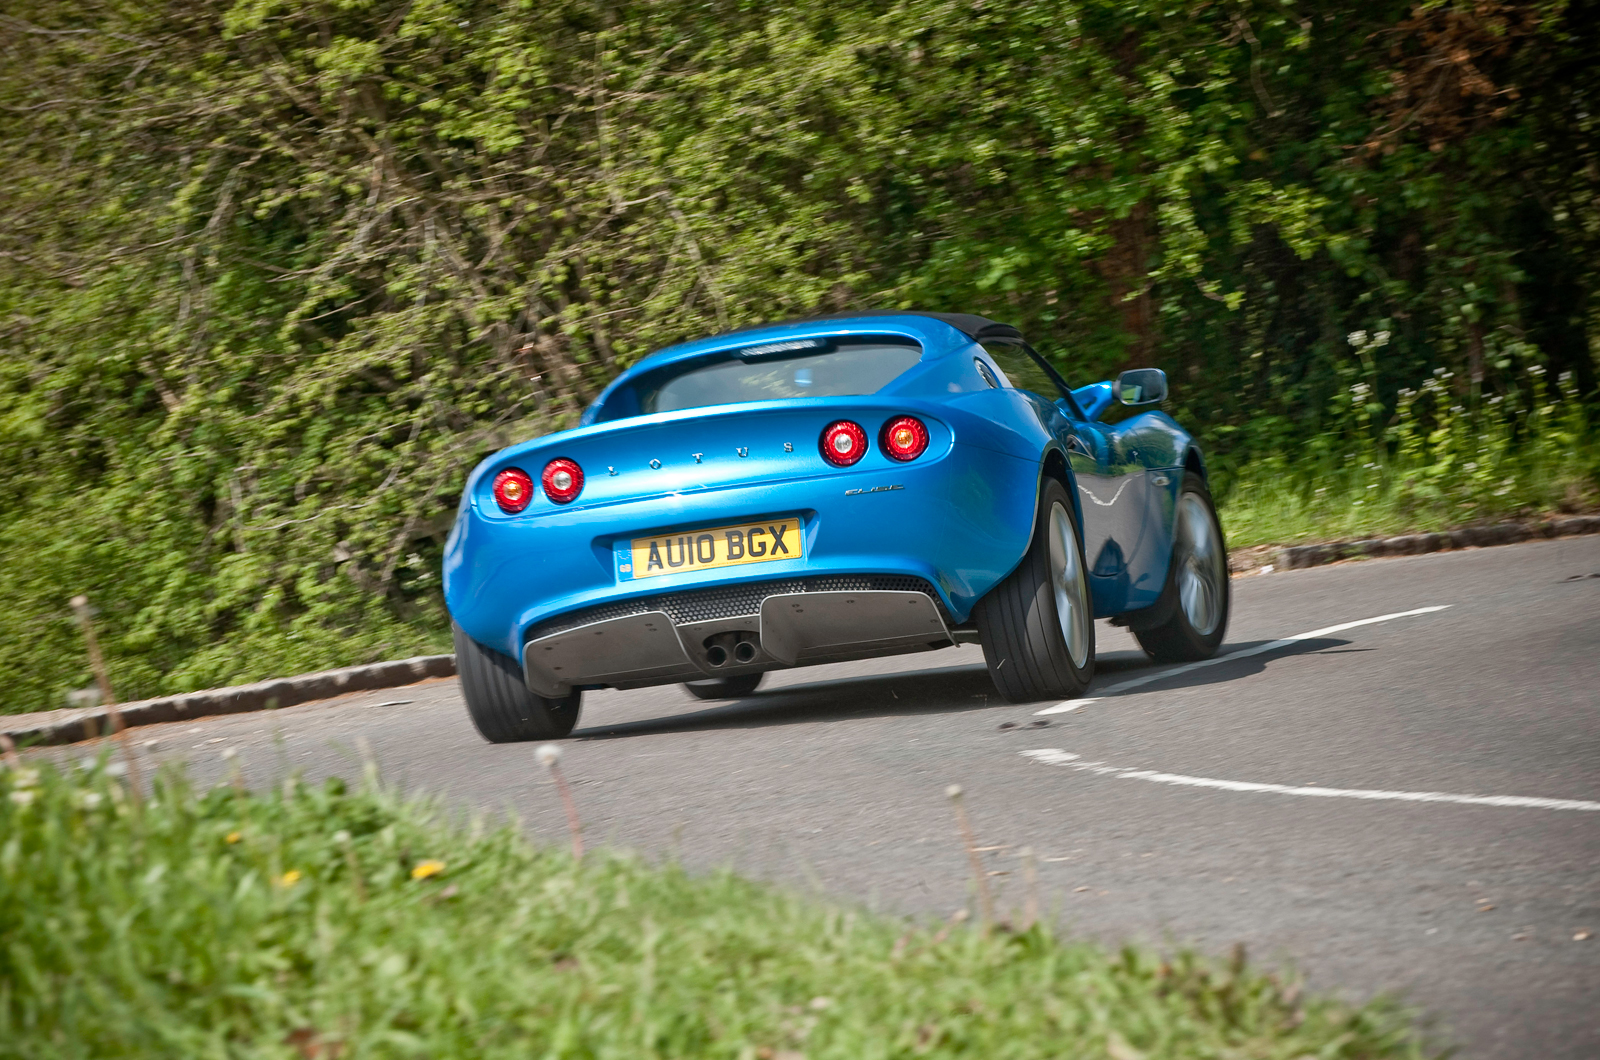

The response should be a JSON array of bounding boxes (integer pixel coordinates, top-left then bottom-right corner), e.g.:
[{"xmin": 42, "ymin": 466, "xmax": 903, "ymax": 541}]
[
  {"xmin": 1133, "ymin": 471, "xmax": 1230, "ymax": 663},
  {"xmin": 453, "ymin": 622, "xmax": 582, "ymax": 743},
  {"xmin": 974, "ymin": 478, "xmax": 1095, "ymax": 702},
  {"xmin": 682, "ymin": 673, "xmax": 765, "ymax": 700}
]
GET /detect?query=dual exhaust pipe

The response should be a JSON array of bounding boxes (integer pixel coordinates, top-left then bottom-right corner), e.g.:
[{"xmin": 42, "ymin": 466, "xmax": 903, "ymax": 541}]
[{"xmin": 704, "ymin": 631, "xmax": 759, "ymax": 668}]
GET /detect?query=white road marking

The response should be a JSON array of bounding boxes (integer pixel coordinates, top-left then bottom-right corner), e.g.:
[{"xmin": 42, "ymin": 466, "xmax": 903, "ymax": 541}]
[
  {"xmin": 1035, "ymin": 605, "xmax": 1452, "ymax": 716},
  {"xmin": 1019, "ymin": 749, "xmax": 1600, "ymax": 812},
  {"xmin": 1078, "ymin": 480, "xmax": 1133, "ymax": 507}
]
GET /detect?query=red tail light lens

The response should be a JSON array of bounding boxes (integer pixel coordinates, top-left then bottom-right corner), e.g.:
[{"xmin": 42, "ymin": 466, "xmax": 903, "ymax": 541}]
[
  {"xmin": 820, "ymin": 420, "xmax": 868, "ymax": 467},
  {"xmin": 492, "ymin": 468, "xmax": 534, "ymax": 513},
  {"xmin": 541, "ymin": 458, "xmax": 584, "ymax": 504},
  {"xmin": 880, "ymin": 415, "xmax": 930, "ymax": 461}
]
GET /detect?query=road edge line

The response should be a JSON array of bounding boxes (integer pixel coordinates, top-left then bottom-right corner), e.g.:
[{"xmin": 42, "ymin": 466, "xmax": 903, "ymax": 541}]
[
  {"xmin": 1019, "ymin": 748, "xmax": 1600, "ymax": 812},
  {"xmin": 1034, "ymin": 605, "xmax": 1452, "ymax": 715}
]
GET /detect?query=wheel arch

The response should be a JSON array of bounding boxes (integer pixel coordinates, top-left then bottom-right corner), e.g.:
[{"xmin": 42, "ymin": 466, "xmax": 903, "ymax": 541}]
[
  {"xmin": 971, "ymin": 443, "xmax": 1098, "ymax": 700},
  {"xmin": 1039, "ymin": 445, "xmax": 1085, "ymax": 531},
  {"xmin": 999, "ymin": 444, "xmax": 1085, "ymax": 593}
]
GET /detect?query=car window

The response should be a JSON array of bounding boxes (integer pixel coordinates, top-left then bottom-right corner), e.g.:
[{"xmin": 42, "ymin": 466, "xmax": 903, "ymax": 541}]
[
  {"xmin": 632, "ymin": 340, "xmax": 923, "ymax": 416},
  {"xmin": 981, "ymin": 343, "xmax": 1065, "ymax": 400}
]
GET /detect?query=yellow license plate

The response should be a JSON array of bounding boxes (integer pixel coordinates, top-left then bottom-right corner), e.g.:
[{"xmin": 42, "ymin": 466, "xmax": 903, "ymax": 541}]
[{"xmin": 622, "ymin": 517, "xmax": 803, "ymax": 580}]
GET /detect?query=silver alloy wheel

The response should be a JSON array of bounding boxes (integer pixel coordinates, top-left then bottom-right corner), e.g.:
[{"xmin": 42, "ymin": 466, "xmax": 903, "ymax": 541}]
[
  {"xmin": 1047, "ymin": 502, "xmax": 1092, "ymax": 669},
  {"xmin": 1175, "ymin": 492, "xmax": 1225, "ymax": 636}
]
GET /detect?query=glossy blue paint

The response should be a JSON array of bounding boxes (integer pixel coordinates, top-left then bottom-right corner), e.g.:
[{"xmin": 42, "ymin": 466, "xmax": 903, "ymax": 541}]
[
  {"xmin": 1071, "ymin": 381, "xmax": 1115, "ymax": 421},
  {"xmin": 443, "ymin": 313, "xmax": 1205, "ymax": 667}
]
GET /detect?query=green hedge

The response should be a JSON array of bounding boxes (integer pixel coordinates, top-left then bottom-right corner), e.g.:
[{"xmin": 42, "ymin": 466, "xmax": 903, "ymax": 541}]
[{"xmin": 2, "ymin": 0, "xmax": 1595, "ymax": 710}]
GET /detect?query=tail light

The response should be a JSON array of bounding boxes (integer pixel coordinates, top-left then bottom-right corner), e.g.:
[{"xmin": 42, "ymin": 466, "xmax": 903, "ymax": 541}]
[
  {"xmin": 492, "ymin": 468, "xmax": 534, "ymax": 513},
  {"xmin": 820, "ymin": 420, "xmax": 868, "ymax": 467},
  {"xmin": 541, "ymin": 458, "xmax": 584, "ymax": 504},
  {"xmin": 880, "ymin": 415, "xmax": 929, "ymax": 461}
]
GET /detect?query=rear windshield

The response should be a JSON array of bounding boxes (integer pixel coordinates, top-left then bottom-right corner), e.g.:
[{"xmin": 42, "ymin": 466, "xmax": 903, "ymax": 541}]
[{"xmin": 597, "ymin": 338, "xmax": 922, "ymax": 420}]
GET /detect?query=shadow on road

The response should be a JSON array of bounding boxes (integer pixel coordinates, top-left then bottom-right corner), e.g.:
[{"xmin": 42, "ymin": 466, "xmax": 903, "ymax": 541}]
[
  {"xmin": 1090, "ymin": 636, "xmax": 1353, "ymax": 694},
  {"xmin": 575, "ymin": 636, "xmax": 1355, "ymax": 740},
  {"xmin": 575, "ymin": 663, "xmax": 1001, "ymax": 740}
]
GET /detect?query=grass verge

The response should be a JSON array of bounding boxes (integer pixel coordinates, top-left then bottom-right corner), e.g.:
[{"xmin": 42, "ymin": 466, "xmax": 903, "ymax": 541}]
[
  {"xmin": 1213, "ymin": 361, "xmax": 1599, "ymax": 550},
  {"xmin": 0, "ymin": 758, "xmax": 1432, "ymax": 1059},
  {"xmin": 1217, "ymin": 465, "xmax": 1598, "ymax": 551}
]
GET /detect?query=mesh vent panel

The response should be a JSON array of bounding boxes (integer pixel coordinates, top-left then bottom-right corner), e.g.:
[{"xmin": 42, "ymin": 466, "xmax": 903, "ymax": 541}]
[{"xmin": 528, "ymin": 574, "xmax": 948, "ymax": 641}]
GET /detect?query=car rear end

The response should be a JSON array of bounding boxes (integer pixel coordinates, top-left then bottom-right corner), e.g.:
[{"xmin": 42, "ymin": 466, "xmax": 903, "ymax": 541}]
[{"xmin": 443, "ymin": 319, "xmax": 1047, "ymax": 697}]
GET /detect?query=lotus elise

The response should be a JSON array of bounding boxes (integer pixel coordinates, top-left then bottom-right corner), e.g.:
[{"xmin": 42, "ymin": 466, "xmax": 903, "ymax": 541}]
[{"xmin": 443, "ymin": 311, "xmax": 1229, "ymax": 741}]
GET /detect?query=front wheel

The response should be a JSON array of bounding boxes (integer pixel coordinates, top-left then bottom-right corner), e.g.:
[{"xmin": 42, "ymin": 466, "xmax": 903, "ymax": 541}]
[
  {"xmin": 453, "ymin": 622, "xmax": 582, "ymax": 743},
  {"xmin": 974, "ymin": 479, "xmax": 1095, "ymax": 702},
  {"xmin": 1133, "ymin": 472, "xmax": 1230, "ymax": 663}
]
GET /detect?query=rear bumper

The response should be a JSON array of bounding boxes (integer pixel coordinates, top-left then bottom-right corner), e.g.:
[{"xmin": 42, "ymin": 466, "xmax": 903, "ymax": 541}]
[
  {"xmin": 520, "ymin": 574, "xmax": 954, "ymax": 696},
  {"xmin": 443, "ymin": 441, "xmax": 1042, "ymax": 662}
]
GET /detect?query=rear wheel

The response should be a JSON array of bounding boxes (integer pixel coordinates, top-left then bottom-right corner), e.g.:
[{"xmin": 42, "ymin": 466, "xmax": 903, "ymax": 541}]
[
  {"xmin": 682, "ymin": 673, "xmax": 764, "ymax": 700},
  {"xmin": 1133, "ymin": 472, "xmax": 1230, "ymax": 663},
  {"xmin": 453, "ymin": 622, "xmax": 582, "ymax": 743},
  {"xmin": 975, "ymin": 479, "xmax": 1095, "ymax": 702}
]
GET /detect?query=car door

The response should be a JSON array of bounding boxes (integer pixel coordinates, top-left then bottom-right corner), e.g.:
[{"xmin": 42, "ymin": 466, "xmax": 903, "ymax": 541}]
[
  {"xmin": 978, "ymin": 344, "xmax": 1139, "ymax": 615},
  {"xmin": 1065, "ymin": 418, "xmax": 1145, "ymax": 609},
  {"xmin": 1099, "ymin": 410, "xmax": 1187, "ymax": 610}
]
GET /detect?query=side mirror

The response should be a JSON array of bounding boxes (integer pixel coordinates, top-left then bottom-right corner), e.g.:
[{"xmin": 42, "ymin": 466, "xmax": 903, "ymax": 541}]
[{"xmin": 1114, "ymin": 368, "xmax": 1167, "ymax": 406}]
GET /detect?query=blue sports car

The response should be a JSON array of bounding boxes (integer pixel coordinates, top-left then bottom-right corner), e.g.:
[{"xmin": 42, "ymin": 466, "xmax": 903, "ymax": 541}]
[{"xmin": 443, "ymin": 311, "xmax": 1230, "ymax": 742}]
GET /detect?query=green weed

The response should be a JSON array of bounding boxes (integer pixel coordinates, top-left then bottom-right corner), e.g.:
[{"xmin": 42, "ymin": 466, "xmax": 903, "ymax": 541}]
[
  {"xmin": 0, "ymin": 759, "xmax": 1432, "ymax": 1059},
  {"xmin": 1217, "ymin": 347, "xmax": 1598, "ymax": 550}
]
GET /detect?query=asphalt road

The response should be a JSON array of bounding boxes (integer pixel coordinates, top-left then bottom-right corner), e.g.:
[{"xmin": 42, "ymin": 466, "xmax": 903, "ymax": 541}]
[{"xmin": 72, "ymin": 537, "xmax": 1600, "ymax": 1058}]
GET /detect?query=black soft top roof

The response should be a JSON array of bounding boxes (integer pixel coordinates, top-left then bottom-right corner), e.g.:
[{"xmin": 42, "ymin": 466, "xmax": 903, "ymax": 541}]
[{"xmin": 711, "ymin": 310, "xmax": 1024, "ymax": 343}]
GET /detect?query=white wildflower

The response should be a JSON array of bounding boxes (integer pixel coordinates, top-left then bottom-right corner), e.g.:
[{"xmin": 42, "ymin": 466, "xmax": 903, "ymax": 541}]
[
  {"xmin": 1347, "ymin": 330, "xmax": 1368, "ymax": 347},
  {"xmin": 9, "ymin": 789, "xmax": 35, "ymax": 806},
  {"xmin": 535, "ymin": 744, "xmax": 562, "ymax": 768}
]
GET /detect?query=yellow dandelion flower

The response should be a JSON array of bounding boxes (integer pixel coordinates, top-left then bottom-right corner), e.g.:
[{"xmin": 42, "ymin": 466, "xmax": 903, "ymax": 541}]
[
  {"xmin": 225, "ymin": 831, "xmax": 242, "ymax": 844},
  {"xmin": 278, "ymin": 869, "xmax": 302, "ymax": 887},
  {"xmin": 411, "ymin": 859, "xmax": 446, "ymax": 880}
]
